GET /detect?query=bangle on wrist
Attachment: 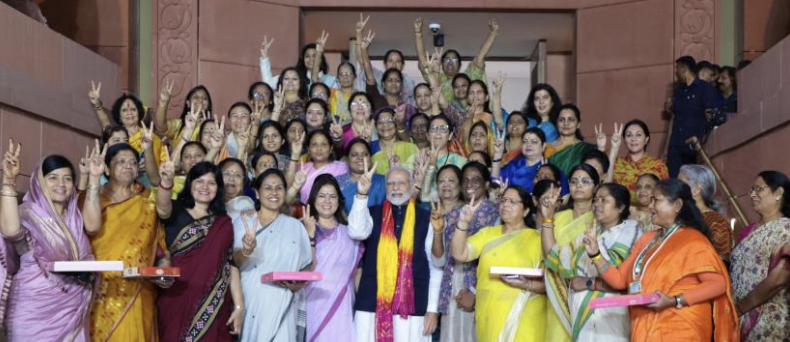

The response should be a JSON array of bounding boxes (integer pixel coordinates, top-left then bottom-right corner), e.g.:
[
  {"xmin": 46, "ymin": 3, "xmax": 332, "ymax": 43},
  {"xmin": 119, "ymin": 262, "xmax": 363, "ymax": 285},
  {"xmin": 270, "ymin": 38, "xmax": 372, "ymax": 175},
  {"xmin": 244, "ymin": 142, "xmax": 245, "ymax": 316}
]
[
  {"xmin": 158, "ymin": 181, "xmax": 174, "ymax": 191},
  {"xmin": 541, "ymin": 218, "xmax": 554, "ymax": 224},
  {"xmin": 1, "ymin": 189, "xmax": 18, "ymax": 197},
  {"xmin": 493, "ymin": 158, "xmax": 502, "ymax": 163},
  {"xmin": 589, "ymin": 252, "xmax": 603, "ymax": 262}
]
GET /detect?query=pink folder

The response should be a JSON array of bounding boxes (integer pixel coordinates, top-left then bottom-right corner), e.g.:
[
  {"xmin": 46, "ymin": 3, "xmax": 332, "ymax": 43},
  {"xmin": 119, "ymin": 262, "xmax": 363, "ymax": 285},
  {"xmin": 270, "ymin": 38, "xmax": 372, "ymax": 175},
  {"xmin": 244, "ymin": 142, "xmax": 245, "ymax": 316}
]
[
  {"xmin": 52, "ymin": 261, "xmax": 124, "ymax": 272},
  {"xmin": 261, "ymin": 271, "xmax": 323, "ymax": 283},
  {"xmin": 589, "ymin": 293, "xmax": 661, "ymax": 309}
]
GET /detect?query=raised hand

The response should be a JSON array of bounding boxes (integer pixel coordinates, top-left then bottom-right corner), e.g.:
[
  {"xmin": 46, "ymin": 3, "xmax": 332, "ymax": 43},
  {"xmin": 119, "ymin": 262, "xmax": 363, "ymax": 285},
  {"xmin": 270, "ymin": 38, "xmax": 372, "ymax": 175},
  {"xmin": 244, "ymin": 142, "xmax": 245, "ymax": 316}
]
[
  {"xmin": 2, "ymin": 139, "xmax": 22, "ymax": 181},
  {"xmin": 459, "ymin": 195, "xmax": 482, "ymax": 224},
  {"xmin": 466, "ymin": 97, "xmax": 481, "ymax": 117},
  {"xmin": 594, "ymin": 123, "xmax": 607, "ymax": 151},
  {"xmin": 386, "ymin": 147, "xmax": 400, "ymax": 168},
  {"xmin": 88, "ymin": 81, "xmax": 102, "ymax": 107},
  {"xmin": 360, "ymin": 30, "xmax": 376, "ymax": 50},
  {"xmin": 489, "ymin": 18, "xmax": 500, "ymax": 34},
  {"xmin": 241, "ymin": 212, "xmax": 257, "ymax": 256},
  {"xmin": 360, "ymin": 120, "xmax": 373, "ymax": 141},
  {"xmin": 539, "ymin": 184, "xmax": 561, "ymax": 220},
  {"xmin": 209, "ymin": 117, "xmax": 226, "ymax": 151},
  {"xmin": 290, "ymin": 131, "xmax": 305, "ymax": 159},
  {"xmin": 329, "ymin": 115, "xmax": 343, "ymax": 141},
  {"xmin": 158, "ymin": 146, "xmax": 176, "ymax": 186},
  {"xmin": 356, "ymin": 13, "xmax": 370, "ymax": 34},
  {"xmin": 430, "ymin": 200, "xmax": 445, "ymax": 232},
  {"xmin": 251, "ymin": 100, "xmax": 264, "ymax": 125},
  {"xmin": 611, "ymin": 122, "xmax": 624, "ymax": 149},
  {"xmin": 79, "ymin": 145, "xmax": 90, "ymax": 176},
  {"xmin": 315, "ymin": 30, "xmax": 329, "ymax": 56},
  {"xmin": 494, "ymin": 177, "xmax": 509, "ymax": 200},
  {"xmin": 89, "ymin": 140, "xmax": 108, "ymax": 178},
  {"xmin": 140, "ymin": 120, "xmax": 154, "ymax": 151},
  {"xmin": 414, "ymin": 17, "xmax": 423, "ymax": 33},
  {"xmin": 493, "ymin": 129, "xmax": 505, "ymax": 159},
  {"xmin": 492, "ymin": 72, "xmax": 506, "ymax": 94},
  {"xmin": 159, "ymin": 79, "xmax": 174, "ymax": 105},
  {"xmin": 302, "ymin": 204, "xmax": 317, "ymax": 237},
  {"xmin": 236, "ymin": 126, "xmax": 252, "ymax": 152},
  {"xmin": 184, "ymin": 105, "xmax": 200, "ymax": 131},
  {"xmin": 293, "ymin": 161, "xmax": 307, "ymax": 191},
  {"xmin": 273, "ymin": 86, "xmax": 285, "ymax": 114},
  {"xmin": 582, "ymin": 217, "xmax": 600, "ymax": 257},
  {"xmin": 357, "ymin": 159, "xmax": 377, "ymax": 195},
  {"xmin": 428, "ymin": 142, "xmax": 441, "ymax": 167},
  {"xmin": 260, "ymin": 36, "xmax": 275, "ymax": 60}
]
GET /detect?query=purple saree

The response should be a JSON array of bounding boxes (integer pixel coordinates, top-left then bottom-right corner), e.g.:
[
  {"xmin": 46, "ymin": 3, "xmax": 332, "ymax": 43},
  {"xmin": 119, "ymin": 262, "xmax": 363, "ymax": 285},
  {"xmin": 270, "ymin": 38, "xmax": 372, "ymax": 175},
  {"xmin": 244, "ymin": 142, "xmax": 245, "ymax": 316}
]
[{"xmin": 1, "ymin": 167, "xmax": 94, "ymax": 342}]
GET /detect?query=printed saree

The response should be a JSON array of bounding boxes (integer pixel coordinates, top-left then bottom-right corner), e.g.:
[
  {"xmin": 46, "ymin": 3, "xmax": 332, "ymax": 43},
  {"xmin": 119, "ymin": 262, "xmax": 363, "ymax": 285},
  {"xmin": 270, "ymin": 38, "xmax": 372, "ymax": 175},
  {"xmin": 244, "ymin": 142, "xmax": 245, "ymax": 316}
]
[
  {"xmin": 89, "ymin": 184, "xmax": 164, "ymax": 342},
  {"xmin": 158, "ymin": 213, "xmax": 235, "ymax": 342}
]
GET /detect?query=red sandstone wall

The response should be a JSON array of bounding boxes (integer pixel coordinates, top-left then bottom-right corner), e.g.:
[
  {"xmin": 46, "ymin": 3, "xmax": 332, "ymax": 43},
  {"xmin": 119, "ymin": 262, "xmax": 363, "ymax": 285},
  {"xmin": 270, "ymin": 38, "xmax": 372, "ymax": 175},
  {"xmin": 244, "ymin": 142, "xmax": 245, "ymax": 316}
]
[
  {"xmin": 41, "ymin": 0, "xmax": 136, "ymax": 92},
  {"xmin": 0, "ymin": 2, "xmax": 122, "ymax": 191},
  {"xmin": 742, "ymin": 0, "xmax": 790, "ymax": 61},
  {"xmin": 708, "ymin": 33, "xmax": 790, "ymax": 226}
]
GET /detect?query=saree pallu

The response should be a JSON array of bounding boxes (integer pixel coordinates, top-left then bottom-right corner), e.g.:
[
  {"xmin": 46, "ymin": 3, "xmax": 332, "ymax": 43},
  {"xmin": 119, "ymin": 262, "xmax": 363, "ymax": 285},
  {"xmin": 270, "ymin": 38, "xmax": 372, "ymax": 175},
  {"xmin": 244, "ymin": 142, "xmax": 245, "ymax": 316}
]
[
  {"xmin": 546, "ymin": 142, "xmax": 597, "ymax": 177},
  {"xmin": 466, "ymin": 226, "xmax": 546, "ymax": 342},
  {"xmin": 612, "ymin": 155, "xmax": 669, "ymax": 204},
  {"xmin": 626, "ymin": 229, "xmax": 738, "ymax": 342},
  {"xmin": 4, "ymin": 169, "xmax": 95, "ymax": 342},
  {"xmin": 499, "ymin": 156, "xmax": 541, "ymax": 193},
  {"xmin": 299, "ymin": 161, "xmax": 350, "ymax": 204},
  {"xmin": 128, "ymin": 130, "xmax": 169, "ymax": 166},
  {"xmin": 544, "ymin": 210, "xmax": 594, "ymax": 342},
  {"xmin": 158, "ymin": 214, "xmax": 234, "ymax": 342},
  {"xmin": 731, "ymin": 217, "xmax": 790, "ymax": 341},
  {"xmin": 545, "ymin": 220, "xmax": 642, "ymax": 342},
  {"xmin": 305, "ymin": 225, "xmax": 364, "ymax": 342},
  {"xmin": 90, "ymin": 186, "xmax": 164, "ymax": 342}
]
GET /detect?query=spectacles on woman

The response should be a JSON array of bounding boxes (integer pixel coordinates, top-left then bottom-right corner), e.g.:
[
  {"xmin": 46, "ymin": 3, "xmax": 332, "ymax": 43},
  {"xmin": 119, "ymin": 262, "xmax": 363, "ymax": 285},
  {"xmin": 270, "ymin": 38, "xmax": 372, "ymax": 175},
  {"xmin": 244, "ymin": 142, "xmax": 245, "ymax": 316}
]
[{"xmin": 429, "ymin": 125, "xmax": 450, "ymax": 133}]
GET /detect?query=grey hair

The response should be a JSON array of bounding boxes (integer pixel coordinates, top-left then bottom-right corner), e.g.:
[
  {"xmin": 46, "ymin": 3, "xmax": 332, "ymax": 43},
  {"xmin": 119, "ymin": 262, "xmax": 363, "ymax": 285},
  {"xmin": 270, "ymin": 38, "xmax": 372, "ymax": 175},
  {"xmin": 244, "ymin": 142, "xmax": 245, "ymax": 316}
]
[
  {"xmin": 385, "ymin": 165, "xmax": 414, "ymax": 185},
  {"xmin": 679, "ymin": 164, "xmax": 723, "ymax": 214}
]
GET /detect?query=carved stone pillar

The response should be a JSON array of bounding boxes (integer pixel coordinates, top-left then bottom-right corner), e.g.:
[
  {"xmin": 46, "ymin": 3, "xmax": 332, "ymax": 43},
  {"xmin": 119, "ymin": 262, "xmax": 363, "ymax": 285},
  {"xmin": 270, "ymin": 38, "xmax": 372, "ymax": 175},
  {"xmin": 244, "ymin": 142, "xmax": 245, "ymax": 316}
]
[
  {"xmin": 152, "ymin": 0, "xmax": 198, "ymax": 118},
  {"xmin": 675, "ymin": 0, "xmax": 718, "ymax": 62}
]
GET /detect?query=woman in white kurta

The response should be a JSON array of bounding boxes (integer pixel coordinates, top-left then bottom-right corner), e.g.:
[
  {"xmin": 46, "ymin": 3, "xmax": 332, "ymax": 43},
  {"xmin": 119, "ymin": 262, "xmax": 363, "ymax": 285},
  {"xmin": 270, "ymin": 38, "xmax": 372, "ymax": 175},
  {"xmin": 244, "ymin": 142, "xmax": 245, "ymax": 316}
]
[
  {"xmin": 542, "ymin": 183, "xmax": 641, "ymax": 342},
  {"xmin": 233, "ymin": 169, "xmax": 312, "ymax": 342}
]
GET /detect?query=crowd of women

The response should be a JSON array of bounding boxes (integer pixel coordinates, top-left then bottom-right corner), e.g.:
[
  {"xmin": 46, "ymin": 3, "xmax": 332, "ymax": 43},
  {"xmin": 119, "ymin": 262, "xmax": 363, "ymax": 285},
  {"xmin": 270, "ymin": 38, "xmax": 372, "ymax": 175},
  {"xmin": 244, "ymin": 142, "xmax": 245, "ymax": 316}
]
[{"xmin": 0, "ymin": 14, "xmax": 787, "ymax": 342}]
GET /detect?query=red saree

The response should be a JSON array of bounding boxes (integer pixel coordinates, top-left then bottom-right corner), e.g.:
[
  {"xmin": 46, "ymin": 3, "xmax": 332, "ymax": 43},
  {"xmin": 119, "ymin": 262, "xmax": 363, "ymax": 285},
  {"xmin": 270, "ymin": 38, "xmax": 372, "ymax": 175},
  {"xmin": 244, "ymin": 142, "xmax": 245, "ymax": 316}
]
[{"xmin": 157, "ymin": 214, "xmax": 234, "ymax": 342}]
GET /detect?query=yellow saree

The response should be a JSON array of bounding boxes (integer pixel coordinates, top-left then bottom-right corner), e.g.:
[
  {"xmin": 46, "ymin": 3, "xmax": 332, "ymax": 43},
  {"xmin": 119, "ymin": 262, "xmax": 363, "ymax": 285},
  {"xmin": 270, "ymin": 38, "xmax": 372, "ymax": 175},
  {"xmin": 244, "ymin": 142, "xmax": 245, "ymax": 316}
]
[
  {"xmin": 89, "ymin": 184, "xmax": 165, "ymax": 342},
  {"xmin": 467, "ymin": 226, "xmax": 547, "ymax": 342},
  {"xmin": 544, "ymin": 210, "xmax": 594, "ymax": 342}
]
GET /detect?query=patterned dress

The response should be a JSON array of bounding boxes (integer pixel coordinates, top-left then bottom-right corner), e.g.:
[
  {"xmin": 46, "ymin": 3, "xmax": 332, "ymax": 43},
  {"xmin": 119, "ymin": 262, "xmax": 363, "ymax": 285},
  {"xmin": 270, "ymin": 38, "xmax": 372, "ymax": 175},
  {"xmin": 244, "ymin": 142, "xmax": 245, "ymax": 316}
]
[
  {"xmin": 730, "ymin": 217, "xmax": 790, "ymax": 341},
  {"xmin": 613, "ymin": 155, "xmax": 669, "ymax": 203}
]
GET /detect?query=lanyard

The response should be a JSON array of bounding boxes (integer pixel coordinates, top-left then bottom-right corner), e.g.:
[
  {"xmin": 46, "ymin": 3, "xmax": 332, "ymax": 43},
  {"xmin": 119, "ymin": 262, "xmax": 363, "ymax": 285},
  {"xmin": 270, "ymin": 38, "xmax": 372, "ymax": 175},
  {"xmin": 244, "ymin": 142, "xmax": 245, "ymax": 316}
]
[{"xmin": 631, "ymin": 223, "xmax": 680, "ymax": 282}]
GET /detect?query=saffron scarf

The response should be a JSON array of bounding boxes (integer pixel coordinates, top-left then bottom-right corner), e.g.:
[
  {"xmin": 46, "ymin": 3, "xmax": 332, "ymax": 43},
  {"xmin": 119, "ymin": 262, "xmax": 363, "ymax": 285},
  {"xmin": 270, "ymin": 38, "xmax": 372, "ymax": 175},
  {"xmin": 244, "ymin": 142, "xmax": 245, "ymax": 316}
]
[{"xmin": 375, "ymin": 199, "xmax": 416, "ymax": 342}]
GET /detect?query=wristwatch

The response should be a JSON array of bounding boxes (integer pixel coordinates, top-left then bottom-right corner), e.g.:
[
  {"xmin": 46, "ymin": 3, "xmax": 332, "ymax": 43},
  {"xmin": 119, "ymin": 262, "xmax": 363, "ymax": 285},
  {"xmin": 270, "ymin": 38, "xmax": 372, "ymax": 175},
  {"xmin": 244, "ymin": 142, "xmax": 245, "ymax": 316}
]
[
  {"xmin": 674, "ymin": 295, "xmax": 683, "ymax": 309},
  {"xmin": 586, "ymin": 278, "xmax": 594, "ymax": 291}
]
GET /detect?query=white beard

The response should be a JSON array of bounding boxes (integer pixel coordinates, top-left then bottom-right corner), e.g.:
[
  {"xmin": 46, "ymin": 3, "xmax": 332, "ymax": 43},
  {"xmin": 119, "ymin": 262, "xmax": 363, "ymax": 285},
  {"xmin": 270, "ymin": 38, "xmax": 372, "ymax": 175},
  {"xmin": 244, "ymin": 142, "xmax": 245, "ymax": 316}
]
[{"xmin": 387, "ymin": 191, "xmax": 411, "ymax": 206}]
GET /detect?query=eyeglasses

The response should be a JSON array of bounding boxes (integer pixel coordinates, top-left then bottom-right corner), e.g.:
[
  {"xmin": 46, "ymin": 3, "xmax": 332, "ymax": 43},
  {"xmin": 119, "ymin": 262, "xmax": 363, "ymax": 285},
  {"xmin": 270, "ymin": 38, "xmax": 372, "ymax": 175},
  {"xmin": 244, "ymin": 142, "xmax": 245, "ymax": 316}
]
[
  {"xmin": 443, "ymin": 58, "xmax": 459, "ymax": 65},
  {"xmin": 569, "ymin": 178, "xmax": 595, "ymax": 187},
  {"xmin": 499, "ymin": 197, "xmax": 522, "ymax": 205},
  {"xmin": 222, "ymin": 172, "xmax": 245, "ymax": 180},
  {"xmin": 351, "ymin": 101, "xmax": 370, "ymax": 109},
  {"xmin": 306, "ymin": 110, "xmax": 324, "ymax": 116},
  {"xmin": 338, "ymin": 71, "xmax": 354, "ymax": 77},
  {"xmin": 750, "ymin": 185, "xmax": 769, "ymax": 194},
  {"xmin": 257, "ymin": 162, "xmax": 277, "ymax": 169},
  {"xmin": 253, "ymin": 92, "xmax": 269, "ymax": 100},
  {"xmin": 429, "ymin": 125, "xmax": 450, "ymax": 133}
]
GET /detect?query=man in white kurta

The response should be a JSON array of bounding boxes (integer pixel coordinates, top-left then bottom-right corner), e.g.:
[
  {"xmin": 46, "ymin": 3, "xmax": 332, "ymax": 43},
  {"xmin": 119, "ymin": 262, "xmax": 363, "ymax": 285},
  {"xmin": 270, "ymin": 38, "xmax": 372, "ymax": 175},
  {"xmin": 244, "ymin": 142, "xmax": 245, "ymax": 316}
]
[{"xmin": 349, "ymin": 167, "xmax": 443, "ymax": 342}]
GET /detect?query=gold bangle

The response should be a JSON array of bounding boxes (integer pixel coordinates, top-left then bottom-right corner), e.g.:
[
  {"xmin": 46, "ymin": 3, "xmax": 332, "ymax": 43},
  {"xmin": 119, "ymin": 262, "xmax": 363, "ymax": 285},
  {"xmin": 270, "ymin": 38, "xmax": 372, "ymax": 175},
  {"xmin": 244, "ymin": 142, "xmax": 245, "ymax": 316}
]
[
  {"xmin": 1, "ymin": 189, "xmax": 18, "ymax": 197},
  {"xmin": 590, "ymin": 253, "xmax": 603, "ymax": 262},
  {"xmin": 541, "ymin": 218, "xmax": 554, "ymax": 224}
]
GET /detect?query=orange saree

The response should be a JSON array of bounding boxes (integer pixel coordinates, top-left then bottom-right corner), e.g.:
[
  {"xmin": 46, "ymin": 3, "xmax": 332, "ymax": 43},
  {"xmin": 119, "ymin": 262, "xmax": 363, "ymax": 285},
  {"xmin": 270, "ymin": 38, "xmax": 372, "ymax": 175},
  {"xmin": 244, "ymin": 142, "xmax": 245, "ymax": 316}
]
[{"xmin": 602, "ymin": 228, "xmax": 739, "ymax": 342}]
